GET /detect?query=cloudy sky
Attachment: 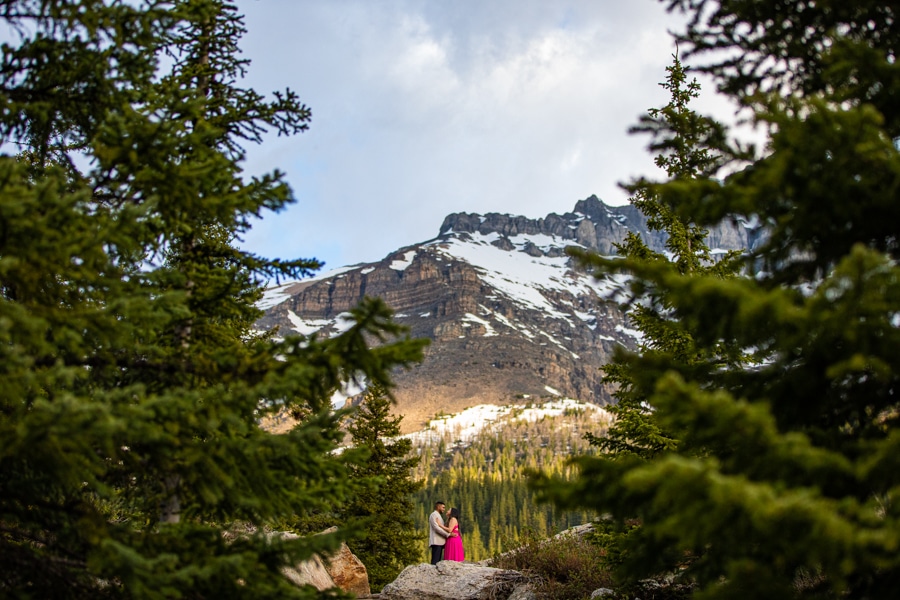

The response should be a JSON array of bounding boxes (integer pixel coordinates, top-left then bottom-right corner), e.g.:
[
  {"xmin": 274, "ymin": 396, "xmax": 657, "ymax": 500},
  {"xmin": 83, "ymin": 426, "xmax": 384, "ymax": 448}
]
[{"xmin": 234, "ymin": 0, "xmax": 737, "ymax": 271}]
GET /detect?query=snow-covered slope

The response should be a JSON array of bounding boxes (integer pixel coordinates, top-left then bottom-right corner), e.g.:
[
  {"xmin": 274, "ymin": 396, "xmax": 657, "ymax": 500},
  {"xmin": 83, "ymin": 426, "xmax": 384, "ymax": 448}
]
[{"xmin": 261, "ymin": 228, "xmax": 636, "ymax": 345}]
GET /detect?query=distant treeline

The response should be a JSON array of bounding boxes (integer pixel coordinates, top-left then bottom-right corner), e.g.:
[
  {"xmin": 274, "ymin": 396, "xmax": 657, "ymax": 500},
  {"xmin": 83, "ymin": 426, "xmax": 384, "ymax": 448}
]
[{"xmin": 409, "ymin": 403, "xmax": 607, "ymax": 562}]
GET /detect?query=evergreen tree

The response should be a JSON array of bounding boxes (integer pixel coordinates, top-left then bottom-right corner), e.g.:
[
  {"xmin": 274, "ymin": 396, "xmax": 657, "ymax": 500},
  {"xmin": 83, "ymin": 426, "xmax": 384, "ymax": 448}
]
[
  {"xmin": 534, "ymin": 2, "xmax": 900, "ymax": 598},
  {"xmin": 0, "ymin": 1, "xmax": 424, "ymax": 598},
  {"xmin": 575, "ymin": 52, "xmax": 742, "ymax": 460},
  {"xmin": 343, "ymin": 383, "xmax": 423, "ymax": 591},
  {"xmin": 466, "ymin": 519, "xmax": 488, "ymax": 562}
]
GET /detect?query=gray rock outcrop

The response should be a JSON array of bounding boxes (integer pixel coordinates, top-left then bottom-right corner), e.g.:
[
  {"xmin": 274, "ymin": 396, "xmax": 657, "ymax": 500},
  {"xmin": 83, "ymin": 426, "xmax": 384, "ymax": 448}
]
[
  {"xmin": 380, "ymin": 561, "xmax": 532, "ymax": 600},
  {"xmin": 438, "ymin": 195, "xmax": 763, "ymax": 257}
]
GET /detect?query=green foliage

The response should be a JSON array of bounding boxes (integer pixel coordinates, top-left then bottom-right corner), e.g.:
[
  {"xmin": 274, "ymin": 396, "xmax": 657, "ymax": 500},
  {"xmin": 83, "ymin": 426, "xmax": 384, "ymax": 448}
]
[
  {"xmin": 342, "ymin": 383, "xmax": 423, "ymax": 592},
  {"xmin": 575, "ymin": 53, "xmax": 742, "ymax": 461},
  {"xmin": 490, "ymin": 529, "xmax": 613, "ymax": 600},
  {"xmin": 586, "ymin": 518, "xmax": 642, "ymax": 570},
  {"xmin": 535, "ymin": 2, "xmax": 900, "ymax": 598},
  {"xmin": 0, "ymin": 1, "xmax": 425, "ymax": 598}
]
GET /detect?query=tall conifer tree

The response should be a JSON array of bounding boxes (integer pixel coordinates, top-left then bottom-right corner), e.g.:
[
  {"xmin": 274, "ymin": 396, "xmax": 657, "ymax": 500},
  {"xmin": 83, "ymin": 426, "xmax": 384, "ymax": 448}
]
[
  {"xmin": 535, "ymin": 1, "xmax": 900, "ymax": 597},
  {"xmin": 0, "ymin": 1, "xmax": 424, "ymax": 598},
  {"xmin": 576, "ymin": 53, "xmax": 742, "ymax": 460},
  {"xmin": 343, "ymin": 383, "xmax": 423, "ymax": 591}
]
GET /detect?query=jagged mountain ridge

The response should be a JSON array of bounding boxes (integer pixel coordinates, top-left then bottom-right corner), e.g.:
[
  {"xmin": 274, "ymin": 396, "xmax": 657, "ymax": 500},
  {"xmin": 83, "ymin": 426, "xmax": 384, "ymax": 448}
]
[{"xmin": 257, "ymin": 195, "xmax": 761, "ymax": 433}]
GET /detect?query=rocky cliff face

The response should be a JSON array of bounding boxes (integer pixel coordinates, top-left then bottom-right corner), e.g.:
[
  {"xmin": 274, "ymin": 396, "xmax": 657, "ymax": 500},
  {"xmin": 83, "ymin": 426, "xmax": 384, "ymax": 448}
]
[{"xmin": 257, "ymin": 196, "xmax": 762, "ymax": 433}]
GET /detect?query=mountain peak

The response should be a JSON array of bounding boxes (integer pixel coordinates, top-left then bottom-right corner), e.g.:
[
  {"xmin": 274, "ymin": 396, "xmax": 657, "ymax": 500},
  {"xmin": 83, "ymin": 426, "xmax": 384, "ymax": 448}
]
[
  {"xmin": 438, "ymin": 196, "xmax": 657, "ymax": 256},
  {"xmin": 257, "ymin": 195, "xmax": 764, "ymax": 432},
  {"xmin": 573, "ymin": 194, "xmax": 618, "ymax": 219}
]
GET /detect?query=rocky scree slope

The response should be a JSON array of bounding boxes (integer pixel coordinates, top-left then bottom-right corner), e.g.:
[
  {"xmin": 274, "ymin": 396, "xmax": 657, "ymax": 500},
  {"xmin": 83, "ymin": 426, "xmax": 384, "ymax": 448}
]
[{"xmin": 257, "ymin": 196, "xmax": 761, "ymax": 433}]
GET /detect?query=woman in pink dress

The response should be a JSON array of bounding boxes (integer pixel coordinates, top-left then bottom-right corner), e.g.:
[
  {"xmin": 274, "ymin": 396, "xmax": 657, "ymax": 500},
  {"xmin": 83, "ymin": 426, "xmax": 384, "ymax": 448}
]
[{"xmin": 443, "ymin": 507, "xmax": 465, "ymax": 561}]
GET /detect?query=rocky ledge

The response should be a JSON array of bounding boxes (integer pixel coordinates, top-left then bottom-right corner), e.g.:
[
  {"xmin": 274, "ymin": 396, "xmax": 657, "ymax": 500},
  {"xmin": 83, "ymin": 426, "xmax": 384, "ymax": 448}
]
[{"xmin": 376, "ymin": 561, "xmax": 536, "ymax": 600}]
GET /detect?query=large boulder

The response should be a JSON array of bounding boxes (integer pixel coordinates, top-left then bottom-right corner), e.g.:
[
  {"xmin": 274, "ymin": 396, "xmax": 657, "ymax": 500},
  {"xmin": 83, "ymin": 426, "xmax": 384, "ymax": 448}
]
[
  {"xmin": 380, "ymin": 561, "xmax": 531, "ymax": 600},
  {"xmin": 278, "ymin": 529, "xmax": 371, "ymax": 597},
  {"xmin": 323, "ymin": 536, "xmax": 371, "ymax": 597}
]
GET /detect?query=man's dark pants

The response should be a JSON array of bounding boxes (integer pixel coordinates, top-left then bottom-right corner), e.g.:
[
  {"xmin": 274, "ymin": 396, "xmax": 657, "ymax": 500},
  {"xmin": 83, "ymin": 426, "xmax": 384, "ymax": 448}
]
[{"xmin": 430, "ymin": 544, "xmax": 443, "ymax": 565}]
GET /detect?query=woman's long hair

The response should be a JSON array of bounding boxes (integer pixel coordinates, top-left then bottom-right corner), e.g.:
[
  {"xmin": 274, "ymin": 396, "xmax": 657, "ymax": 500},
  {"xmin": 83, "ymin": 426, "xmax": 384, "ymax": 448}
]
[{"xmin": 449, "ymin": 507, "xmax": 460, "ymax": 521}]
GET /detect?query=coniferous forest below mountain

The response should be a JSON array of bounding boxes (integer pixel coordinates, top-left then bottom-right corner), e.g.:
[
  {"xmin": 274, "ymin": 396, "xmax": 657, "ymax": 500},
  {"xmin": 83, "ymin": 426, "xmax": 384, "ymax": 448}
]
[{"xmin": 408, "ymin": 404, "xmax": 606, "ymax": 562}]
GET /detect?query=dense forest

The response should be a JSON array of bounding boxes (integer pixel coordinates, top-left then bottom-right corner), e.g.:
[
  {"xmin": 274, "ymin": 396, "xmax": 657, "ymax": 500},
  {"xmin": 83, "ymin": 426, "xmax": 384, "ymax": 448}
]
[{"xmin": 408, "ymin": 402, "xmax": 607, "ymax": 562}]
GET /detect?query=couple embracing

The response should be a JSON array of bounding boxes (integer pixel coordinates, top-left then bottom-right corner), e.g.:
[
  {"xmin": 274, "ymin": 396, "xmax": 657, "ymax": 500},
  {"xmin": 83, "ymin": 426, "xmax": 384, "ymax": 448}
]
[{"xmin": 428, "ymin": 501, "xmax": 465, "ymax": 564}]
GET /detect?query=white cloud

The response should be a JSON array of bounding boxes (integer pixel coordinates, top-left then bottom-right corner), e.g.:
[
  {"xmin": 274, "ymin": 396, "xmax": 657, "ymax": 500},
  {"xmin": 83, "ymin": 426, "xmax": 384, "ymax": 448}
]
[{"xmin": 234, "ymin": 1, "xmax": 739, "ymax": 270}]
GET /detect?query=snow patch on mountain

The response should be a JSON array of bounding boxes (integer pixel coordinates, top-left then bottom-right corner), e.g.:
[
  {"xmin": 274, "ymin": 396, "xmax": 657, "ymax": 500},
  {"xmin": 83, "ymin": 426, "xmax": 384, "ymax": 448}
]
[
  {"xmin": 615, "ymin": 323, "xmax": 644, "ymax": 341},
  {"xmin": 287, "ymin": 311, "xmax": 328, "ymax": 335},
  {"xmin": 539, "ymin": 330, "xmax": 579, "ymax": 359},
  {"xmin": 286, "ymin": 310, "xmax": 355, "ymax": 337},
  {"xmin": 259, "ymin": 265, "xmax": 360, "ymax": 309},
  {"xmin": 331, "ymin": 376, "xmax": 365, "ymax": 409},
  {"xmin": 390, "ymin": 250, "xmax": 417, "ymax": 271},
  {"xmin": 404, "ymin": 399, "xmax": 609, "ymax": 446},
  {"xmin": 462, "ymin": 312, "xmax": 498, "ymax": 336},
  {"xmin": 427, "ymin": 231, "xmax": 626, "ymax": 323},
  {"xmin": 258, "ymin": 285, "xmax": 295, "ymax": 311}
]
